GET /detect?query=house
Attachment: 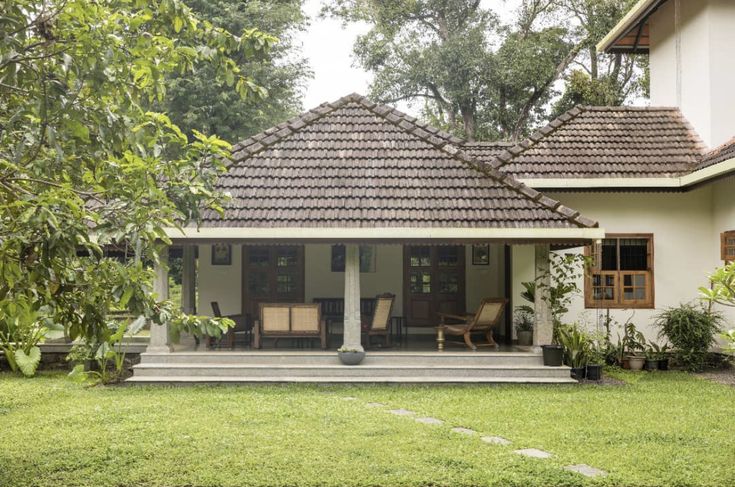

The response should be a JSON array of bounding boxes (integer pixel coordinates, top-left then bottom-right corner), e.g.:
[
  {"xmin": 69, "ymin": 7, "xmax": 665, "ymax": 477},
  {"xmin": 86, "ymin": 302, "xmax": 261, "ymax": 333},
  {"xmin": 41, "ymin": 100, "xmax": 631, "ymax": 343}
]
[{"xmin": 130, "ymin": 0, "xmax": 734, "ymax": 383}]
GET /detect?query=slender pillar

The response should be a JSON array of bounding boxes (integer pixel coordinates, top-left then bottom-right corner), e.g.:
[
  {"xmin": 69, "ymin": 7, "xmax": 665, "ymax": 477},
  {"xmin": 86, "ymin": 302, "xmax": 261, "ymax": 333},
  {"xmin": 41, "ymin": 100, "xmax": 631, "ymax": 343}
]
[
  {"xmin": 181, "ymin": 245, "xmax": 196, "ymax": 314},
  {"xmin": 534, "ymin": 244, "xmax": 553, "ymax": 349},
  {"xmin": 341, "ymin": 244, "xmax": 364, "ymax": 352},
  {"xmin": 147, "ymin": 246, "xmax": 172, "ymax": 353},
  {"xmin": 178, "ymin": 245, "xmax": 198, "ymax": 350}
]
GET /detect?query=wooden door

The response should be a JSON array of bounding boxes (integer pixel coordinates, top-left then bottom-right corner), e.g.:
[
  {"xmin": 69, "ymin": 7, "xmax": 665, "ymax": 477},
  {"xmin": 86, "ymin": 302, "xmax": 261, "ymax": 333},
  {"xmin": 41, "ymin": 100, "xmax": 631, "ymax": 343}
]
[
  {"xmin": 403, "ymin": 246, "xmax": 466, "ymax": 327},
  {"xmin": 242, "ymin": 246, "xmax": 305, "ymax": 319}
]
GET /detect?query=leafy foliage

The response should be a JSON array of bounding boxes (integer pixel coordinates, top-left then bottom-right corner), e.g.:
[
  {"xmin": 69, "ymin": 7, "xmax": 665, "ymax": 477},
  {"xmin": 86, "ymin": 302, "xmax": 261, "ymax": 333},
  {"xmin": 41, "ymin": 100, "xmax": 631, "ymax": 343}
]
[
  {"xmin": 654, "ymin": 304, "xmax": 723, "ymax": 372},
  {"xmin": 163, "ymin": 0, "xmax": 311, "ymax": 142},
  {"xmin": 700, "ymin": 261, "xmax": 735, "ymax": 308},
  {"xmin": 325, "ymin": 0, "xmax": 645, "ymax": 141},
  {"xmin": 557, "ymin": 324, "xmax": 590, "ymax": 368},
  {"xmin": 0, "ymin": 0, "xmax": 271, "ymax": 355},
  {"xmin": 0, "ymin": 298, "xmax": 62, "ymax": 376}
]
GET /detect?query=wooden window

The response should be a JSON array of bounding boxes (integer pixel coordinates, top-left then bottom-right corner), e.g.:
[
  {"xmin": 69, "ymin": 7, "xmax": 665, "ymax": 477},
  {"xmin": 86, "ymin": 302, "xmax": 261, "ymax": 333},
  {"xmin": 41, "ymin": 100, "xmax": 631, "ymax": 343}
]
[
  {"xmin": 585, "ymin": 235, "xmax": 654, "ymax": 309},
  {"xmin": 722, "ymin": 231, "xmax": 735, "ymax": 262}
]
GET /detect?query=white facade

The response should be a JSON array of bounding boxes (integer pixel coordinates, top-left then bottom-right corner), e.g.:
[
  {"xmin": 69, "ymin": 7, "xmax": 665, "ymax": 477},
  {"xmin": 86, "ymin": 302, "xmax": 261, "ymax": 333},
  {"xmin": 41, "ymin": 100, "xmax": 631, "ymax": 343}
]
[{"xmin": 649, "ymin": 0, "xmax": 735, "ymax": 148}]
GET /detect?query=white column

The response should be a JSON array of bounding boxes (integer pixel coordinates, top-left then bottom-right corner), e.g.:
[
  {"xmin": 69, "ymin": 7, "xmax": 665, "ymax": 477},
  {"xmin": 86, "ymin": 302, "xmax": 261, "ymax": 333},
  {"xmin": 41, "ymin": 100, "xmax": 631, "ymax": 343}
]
[
  {"xmin": 534, "ymin": 244, "xmax": 552, "ymax": 349},
  {"xmin": 178, "ymin": 245, "xmax": 198, "ymax": 350},
  {"xmin": 181, "ymin": 245, "xmax": 196, "ymax": 314},
  {"xmin": 341, "ymin": 244, "xmax": 363, "ymax": 352},
  {"xmin": 147, "ymin": 246, "xmax": 172, "ymax": 353}
]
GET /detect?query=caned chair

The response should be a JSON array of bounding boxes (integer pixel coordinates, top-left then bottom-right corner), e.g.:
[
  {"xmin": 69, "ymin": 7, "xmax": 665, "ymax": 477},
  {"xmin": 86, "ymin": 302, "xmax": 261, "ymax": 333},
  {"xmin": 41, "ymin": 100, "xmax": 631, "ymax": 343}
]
[
  {"xmin": 211, "ymin": 302, "xmax": 253, "ymax": 349},
  {"xmin": 436, "ymin": 298, "xmax": 507, "ymax": 351},
  {"xmin": 361, "ymin": 293, "xmax": 395, "ymax": 348},
  {"xmin": 255, "ymin": 303, "xmax": 326, "ymax": 349}
]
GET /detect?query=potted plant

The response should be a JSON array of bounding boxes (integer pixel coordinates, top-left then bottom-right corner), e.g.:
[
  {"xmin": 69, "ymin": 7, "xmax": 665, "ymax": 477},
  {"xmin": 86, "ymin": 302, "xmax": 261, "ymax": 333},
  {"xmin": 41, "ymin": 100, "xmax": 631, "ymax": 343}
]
[
  {"xmin": 337, "ymin": 346, "xmax": 365, "ymax": 365},
  {"xmin": 621, "ymin": 321, "xmax": 646, "ymax": 371},
  {"xmin": 644, "ymin": 342, "xmax": 659, "ymax": 371},
  {"xmin": 585, "ymin": 331, "xmax": 605, "ymax": 381},
  {"xmin": 514, "ymin": 307, "xmax": 534, "ymax": 346},
  {"xmin": 557, "ymin": 325, "xmax": 589, "ymax": 380},
  {"xmin": 656, "ymin": 343, "xmax": 671, "ymax": 370}
]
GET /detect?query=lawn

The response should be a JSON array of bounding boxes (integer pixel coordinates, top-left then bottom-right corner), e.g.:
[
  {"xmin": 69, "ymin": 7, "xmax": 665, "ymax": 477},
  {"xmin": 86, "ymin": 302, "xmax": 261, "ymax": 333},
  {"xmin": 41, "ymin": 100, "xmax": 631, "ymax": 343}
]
[{"xmin": 0, "ymin": 371, "xmax": 733, "ymax": 487}]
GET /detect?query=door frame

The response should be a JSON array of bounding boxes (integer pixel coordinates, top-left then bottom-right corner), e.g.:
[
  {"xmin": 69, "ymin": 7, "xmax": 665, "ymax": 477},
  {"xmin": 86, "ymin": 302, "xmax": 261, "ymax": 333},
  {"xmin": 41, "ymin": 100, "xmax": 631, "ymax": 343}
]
[
  {"xmin": 402, "ymin": 245, "xmax": 466, "ymax": 328},
  {"xmin": 241, "ymin": 245, "xmax": 305, "ymax": 319}
]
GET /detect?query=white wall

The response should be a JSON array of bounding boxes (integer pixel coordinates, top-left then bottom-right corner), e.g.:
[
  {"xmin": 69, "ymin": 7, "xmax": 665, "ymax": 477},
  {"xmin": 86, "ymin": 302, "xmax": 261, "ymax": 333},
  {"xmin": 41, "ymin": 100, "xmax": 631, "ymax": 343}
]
[
  {"xmin": 649, "ymin": 0, "xmax": 735, "ymax": 148},
  {"xmin": 711, "ymin": 176, "xmax": 735, "ymax": 329},
  {"xmin": 509, "ymin": 188, "xmax": 718, "ymax": 341},
  {"xmin": 197, "ymin": 244, "xmax": 242, "ymax": 316}
]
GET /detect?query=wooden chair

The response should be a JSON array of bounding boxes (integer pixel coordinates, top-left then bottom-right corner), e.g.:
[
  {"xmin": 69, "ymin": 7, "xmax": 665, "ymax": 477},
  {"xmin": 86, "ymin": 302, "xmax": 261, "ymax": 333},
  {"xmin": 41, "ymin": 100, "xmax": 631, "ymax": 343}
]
[
  {"xmin": 255, "ymin": 303, "xmax": 326, "ymax": 349},
  {"xmin": 361, "ymin": 293, "xmax": 395, "ymax": 348},
  {"xmin": 211, "ymin": 302, "xmax": 252, "ymax": 349},
  {"xmin": 436, "ymin": 298, "xmax": 507, "ymax": 351}
]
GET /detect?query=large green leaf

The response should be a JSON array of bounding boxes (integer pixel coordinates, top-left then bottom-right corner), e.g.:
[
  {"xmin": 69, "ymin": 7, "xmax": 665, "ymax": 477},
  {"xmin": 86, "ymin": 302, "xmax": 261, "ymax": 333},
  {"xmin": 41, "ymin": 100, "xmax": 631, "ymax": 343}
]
[{"xmin": 14, "ymin": 347, "xmax": 41, "ymax": 377}]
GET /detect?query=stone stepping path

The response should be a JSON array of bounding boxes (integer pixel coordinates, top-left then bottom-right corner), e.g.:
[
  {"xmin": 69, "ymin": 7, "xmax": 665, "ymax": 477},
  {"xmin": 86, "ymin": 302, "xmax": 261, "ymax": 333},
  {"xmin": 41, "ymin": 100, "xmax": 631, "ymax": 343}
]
[
  {"xmin": 514, "ymin": 448, "xmax": 552, "ymax": 459},
  {"xmin": 564, "ymin": 464, "xmax": 607, "ymax": 478},
  {"xmin": 343, "ymin": 395, "xmax": 609, "ymax": 479},
  {"xmin": 450, "ymin": 427, "xmax": 476, "ymax": 435},
  {"xmin": 415, "ymin": 417, "xmax": 444, "ymax": 425},
  {"xmin": 481, "ymin": 435, "xmax": 511, "ymax": 446},
  {"xmin": 388, "ymin": 408, "xmax": 415, "ymax": 416}
]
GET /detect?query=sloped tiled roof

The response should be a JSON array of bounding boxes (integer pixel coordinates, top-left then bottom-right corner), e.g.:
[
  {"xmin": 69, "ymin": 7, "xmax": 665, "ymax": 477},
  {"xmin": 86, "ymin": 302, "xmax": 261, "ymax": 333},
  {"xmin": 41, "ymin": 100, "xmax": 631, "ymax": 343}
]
[
  {"xmin": 491, "ymin": 106, "xmax": 706, "ymax": 179},
  {"xmin": 697, "ymin": 137, "xmax": 735, "ymax": 171},
  {"xmin": 204, "ymin": 94, "xmax": 597, "ymax": 229}
]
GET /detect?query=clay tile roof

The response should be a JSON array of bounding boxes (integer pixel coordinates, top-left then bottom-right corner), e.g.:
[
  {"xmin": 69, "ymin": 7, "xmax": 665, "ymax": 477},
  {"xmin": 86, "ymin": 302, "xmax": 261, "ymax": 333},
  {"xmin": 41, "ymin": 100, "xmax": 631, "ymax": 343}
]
[
  {"xmin": 494, "ymin": 106, "xmax": 706, "ymax": 179},
  {"xmin": 206, "ymin": 93, "xmax": 597, "ymax": 229},
  {"xmin": 696, "ymin": 137, "xmax": 735, "ymax": 171}
]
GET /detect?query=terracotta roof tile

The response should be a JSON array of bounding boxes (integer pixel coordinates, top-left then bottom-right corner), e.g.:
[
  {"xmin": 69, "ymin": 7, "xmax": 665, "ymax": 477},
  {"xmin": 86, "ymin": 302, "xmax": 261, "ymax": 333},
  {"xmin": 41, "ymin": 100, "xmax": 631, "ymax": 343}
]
[
  {"xmin": 205, "ymin": 93, "xmax": 597, "ymax": 229},
  {"xmin": 697, "ymin": 137, "xmax": 735, "ymax": 170},
  {"xmin": 483, "ymin": 106, "xmax": 706, "ymax": 179}
]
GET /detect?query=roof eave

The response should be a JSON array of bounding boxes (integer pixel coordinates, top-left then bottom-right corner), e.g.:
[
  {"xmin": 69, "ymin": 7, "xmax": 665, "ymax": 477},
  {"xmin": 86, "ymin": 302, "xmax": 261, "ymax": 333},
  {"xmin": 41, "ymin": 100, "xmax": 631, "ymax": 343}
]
[
  {"xmin": 519, "ymin": 157, "xmax": 735, "ymax": 190},
  {"xmin": 597, "ymin": 0, "xmax": 667, "ymax": 54},
  {"xmin": 164, "ymin": 226, "xmax": 606, "ymax": 243}
]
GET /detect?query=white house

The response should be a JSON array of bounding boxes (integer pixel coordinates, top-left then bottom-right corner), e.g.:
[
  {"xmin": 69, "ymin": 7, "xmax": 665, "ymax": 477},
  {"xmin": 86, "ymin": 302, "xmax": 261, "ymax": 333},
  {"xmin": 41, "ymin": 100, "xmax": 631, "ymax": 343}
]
[{"xmin": 130, "ymin": 0, "xmax": 734, "ymax": 383}]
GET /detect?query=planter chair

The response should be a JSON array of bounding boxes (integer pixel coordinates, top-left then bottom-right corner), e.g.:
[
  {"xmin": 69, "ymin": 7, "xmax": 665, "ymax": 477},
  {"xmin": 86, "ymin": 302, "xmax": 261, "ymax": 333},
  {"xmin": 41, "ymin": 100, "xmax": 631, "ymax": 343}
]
[
  {"xmin": 255, "ymin": 303, "xmax": 326, "ymax": 350},
  {"xmin": 361, "ymin": 293, "xmax": 395, "ymax": 348},
  {"xmin": 211, "ymin": 302, "xmax": 253, "ymax": 349},
  {"xmin": 436, "ymin": 298, "xmax": 507, "ymax": 351}
]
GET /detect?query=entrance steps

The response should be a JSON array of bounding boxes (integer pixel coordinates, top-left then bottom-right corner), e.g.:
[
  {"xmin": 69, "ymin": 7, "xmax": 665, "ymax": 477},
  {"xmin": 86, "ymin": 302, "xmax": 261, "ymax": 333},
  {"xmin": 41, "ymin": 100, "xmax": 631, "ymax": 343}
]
[{"xmin": 127, "ymin": 351, "xmax": 576, "ymax": 384}]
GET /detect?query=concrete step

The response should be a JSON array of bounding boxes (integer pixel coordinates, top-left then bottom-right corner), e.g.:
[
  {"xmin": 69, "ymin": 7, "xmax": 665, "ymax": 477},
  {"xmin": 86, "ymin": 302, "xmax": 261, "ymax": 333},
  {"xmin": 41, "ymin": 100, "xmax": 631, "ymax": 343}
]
[
  {"xmin": 126, "ymin": 375, "xmax": 578, "ymax": 384},
  {"xmin": 132, "ymin": 363, "xmax": 571, "ymax": 379},
  {"xmin": 139, "ymin": 351, "xmax": 544, "ymax": 367}
]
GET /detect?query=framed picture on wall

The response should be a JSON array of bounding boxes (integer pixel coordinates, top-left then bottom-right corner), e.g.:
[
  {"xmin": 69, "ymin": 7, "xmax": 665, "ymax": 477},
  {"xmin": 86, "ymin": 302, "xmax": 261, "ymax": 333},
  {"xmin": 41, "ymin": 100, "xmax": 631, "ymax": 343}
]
[
  {"xmin": 211, "ymin": 243, "xmax": 232, "ymax": 266},
  {"xmin": 472, "ymin": 244, "xmax": 490, "ymax": 265}
]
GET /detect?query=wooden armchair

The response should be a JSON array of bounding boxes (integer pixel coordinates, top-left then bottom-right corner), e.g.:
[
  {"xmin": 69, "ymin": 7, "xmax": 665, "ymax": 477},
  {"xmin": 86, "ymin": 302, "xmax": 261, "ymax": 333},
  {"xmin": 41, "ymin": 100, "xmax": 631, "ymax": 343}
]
[
  {"xmin": 361, "ymin": 293, "xmax": 395, "ymax": 348},
  {"xmin": 211, "ymin": 302, "xmax": 253, "ymax": 349},
  {"xmin": 436, "ymin": 298, "xmax": 507, "ymax": 351}
]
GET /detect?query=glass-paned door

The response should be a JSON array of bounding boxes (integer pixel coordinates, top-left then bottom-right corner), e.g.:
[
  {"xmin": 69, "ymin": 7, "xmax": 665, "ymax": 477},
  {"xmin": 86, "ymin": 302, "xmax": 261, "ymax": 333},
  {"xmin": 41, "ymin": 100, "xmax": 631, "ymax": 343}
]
[
  {"xmin": 243, "ymin": 246, "xmax": 304, "ymax": 319},
  {"xmin": 404, "ymin": 245, "xmax": 465, "ymax": 327}
]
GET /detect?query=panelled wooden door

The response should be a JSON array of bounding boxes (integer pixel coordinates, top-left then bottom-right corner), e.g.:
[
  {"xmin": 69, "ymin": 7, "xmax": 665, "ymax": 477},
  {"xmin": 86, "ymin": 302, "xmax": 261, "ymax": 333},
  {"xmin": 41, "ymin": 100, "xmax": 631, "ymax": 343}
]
[
  {"xmin": 242, "ymin": 246, "xmax": 305, "ymax": 319},
  {"xmin": 403, "ymin": 246, "xmax": 466, "ymax": 327}
]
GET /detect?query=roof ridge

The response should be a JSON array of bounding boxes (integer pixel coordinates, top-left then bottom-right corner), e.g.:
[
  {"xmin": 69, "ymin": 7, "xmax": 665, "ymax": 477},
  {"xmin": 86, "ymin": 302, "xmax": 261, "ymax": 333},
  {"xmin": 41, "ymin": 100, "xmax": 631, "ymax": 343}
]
[
  {"xmin": 580, "ymin": 105, "xmax": 680, "ymax": 112},
  {"xmin": 491, "ymin": 105, "xmax": 589, "ymax": 171},
  {"xmin": 671, "ymin": 110, "xmax": 708, "ymax": 163},
  {"xmin": 229, "ymin": 93, "xmax": 365, "ymax": 162},
  {"xmin": 347, "ymin": 97, "xmax": 598, "ymax": 229},
  {"xmin": 703, "ymin": 136, "xmax": 735, "ymax": 158}
]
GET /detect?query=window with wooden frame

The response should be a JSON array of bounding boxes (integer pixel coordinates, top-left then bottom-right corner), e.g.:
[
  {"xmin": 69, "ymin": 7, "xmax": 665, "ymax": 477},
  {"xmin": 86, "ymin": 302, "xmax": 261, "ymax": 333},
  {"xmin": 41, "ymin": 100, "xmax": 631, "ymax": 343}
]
[
  {"xmin": 585, "ymin": 234, "xmax": 654, "ymax": 309},
  {"xmin": 722, "ymin": 231, "xmax": 735, "ymax": 262}
]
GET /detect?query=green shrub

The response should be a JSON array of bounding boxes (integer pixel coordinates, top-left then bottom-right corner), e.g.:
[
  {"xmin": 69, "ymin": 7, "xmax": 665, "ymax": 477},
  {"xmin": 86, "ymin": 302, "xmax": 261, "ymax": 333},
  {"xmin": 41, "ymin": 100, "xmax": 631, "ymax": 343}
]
[{"xmin": 654, "ymin": 304, "xmax": 723, "ymax": 372}]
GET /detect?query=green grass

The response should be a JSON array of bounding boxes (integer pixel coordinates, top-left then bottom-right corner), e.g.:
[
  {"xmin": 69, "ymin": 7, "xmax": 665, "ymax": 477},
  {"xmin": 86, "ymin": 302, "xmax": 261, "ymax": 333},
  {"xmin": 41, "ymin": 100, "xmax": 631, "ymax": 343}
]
[{"xmin": 0, "ymin": 371, "xmax": 733, "ymax": 487}]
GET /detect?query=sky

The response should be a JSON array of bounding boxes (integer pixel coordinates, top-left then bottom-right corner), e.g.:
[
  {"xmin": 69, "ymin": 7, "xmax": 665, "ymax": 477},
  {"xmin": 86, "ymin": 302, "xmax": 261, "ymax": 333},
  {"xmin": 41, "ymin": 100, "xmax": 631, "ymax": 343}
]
[{"xmin": 297, "ymin": 0, "xmax": 523, "ymax": 113}]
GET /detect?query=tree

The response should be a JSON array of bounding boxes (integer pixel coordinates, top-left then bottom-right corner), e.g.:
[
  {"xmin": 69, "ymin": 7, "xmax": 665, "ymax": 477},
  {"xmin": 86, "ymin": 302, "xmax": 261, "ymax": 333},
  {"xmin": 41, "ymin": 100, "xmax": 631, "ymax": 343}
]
[
  {"xmin": 326, "ymin": 0, "xmax": 645, "ymax": 141},
  {"xmin": 0, "ymin": 0, "xmax": 275, "ymax": 367},
  {"xmin": 163, "ymin": 0, "xmax": 311, "ymax": 142},
  {"xmin": 552, "ymin": 0, "xmax": 647, "ymax": 116}
]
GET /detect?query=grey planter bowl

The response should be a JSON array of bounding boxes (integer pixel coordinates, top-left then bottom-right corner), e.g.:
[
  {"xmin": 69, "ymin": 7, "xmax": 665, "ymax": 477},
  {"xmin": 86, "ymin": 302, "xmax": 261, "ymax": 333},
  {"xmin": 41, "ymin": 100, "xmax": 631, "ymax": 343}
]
[
  {"xmin": 338, "ymin": 350, "xmax": 365, "ymax": 366},
  {"xmin": 517, "ymin": 330, "xmax": 533, "ymax": 346}
]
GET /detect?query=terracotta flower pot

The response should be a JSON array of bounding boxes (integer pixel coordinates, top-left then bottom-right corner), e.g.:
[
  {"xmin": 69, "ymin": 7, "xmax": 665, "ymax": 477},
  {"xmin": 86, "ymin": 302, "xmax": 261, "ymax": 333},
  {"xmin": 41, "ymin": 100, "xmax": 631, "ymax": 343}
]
[
  {"xmin": 627, "ymin": 355, "xmax": 646, "ymax": 371},
  {"xmin": 517, "ymin": 330, "xmax": 533, "ymax": 346}
]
